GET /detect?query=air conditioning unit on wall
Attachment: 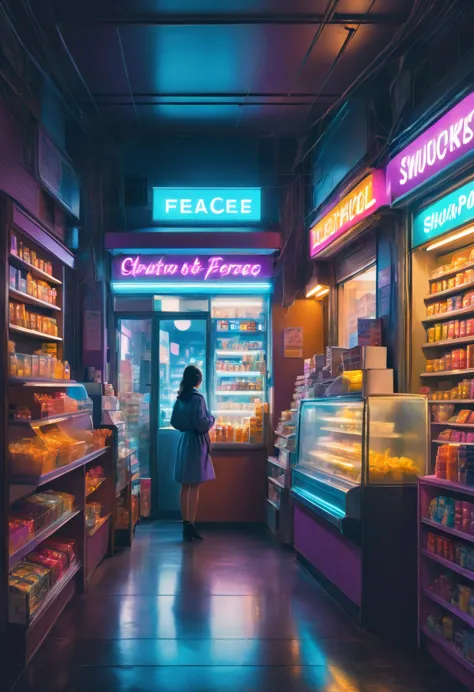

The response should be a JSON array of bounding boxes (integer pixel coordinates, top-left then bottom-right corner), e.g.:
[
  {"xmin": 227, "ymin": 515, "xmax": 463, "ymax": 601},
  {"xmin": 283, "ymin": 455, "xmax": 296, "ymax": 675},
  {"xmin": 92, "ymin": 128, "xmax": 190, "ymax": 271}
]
[{"xmin": 37, "ymin": 126, "xmax": 80, "ymax": 219}]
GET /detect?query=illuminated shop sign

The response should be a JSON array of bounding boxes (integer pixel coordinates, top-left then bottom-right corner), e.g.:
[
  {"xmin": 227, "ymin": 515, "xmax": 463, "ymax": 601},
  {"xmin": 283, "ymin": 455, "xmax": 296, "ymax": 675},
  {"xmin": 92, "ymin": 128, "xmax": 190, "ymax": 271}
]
[
  {"xmin": 387, "ymin": 92, "xmax": 474, "ymax": 202},
  {"xmin": 309, "ymin": 170, "xmax": 388, "ymax": 258},
  {"xmin": 412, "ymin": 178, "xmax": 474, "ymax": 249},
  {"xmin": 111, "ymin": 254, "xmax": 273, "ymax": 293},
  {"xmin": 152, "ymin": 188, "xmax": 261, "ymax": 223}
]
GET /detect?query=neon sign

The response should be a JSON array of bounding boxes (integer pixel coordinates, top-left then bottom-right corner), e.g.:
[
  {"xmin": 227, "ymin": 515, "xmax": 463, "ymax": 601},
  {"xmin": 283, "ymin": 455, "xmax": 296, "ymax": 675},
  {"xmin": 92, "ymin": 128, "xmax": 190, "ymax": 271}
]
[
  {"xmin": 309, "ymin": 170, "xmax": 388, "ymax": 257},
  {"xmin": 112, "ymin": 254, "xmax": 273, "ymax": 284},
  {"xmin": 387, "ymin": 92, "xmax": 474, "ymax": 202},
  {"xmin": 412, "ymin": 179, "xmax": 474, "ymax": 249},
  {"xmin": 152, "ymin": 187, "xmax": 261, "ymax": 223}
]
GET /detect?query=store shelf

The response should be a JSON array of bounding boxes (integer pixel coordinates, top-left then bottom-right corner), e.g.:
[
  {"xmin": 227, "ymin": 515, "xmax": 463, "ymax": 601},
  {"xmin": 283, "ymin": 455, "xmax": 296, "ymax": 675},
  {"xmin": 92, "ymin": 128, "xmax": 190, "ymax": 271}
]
[
  {"xmin": 423, "ymin": 305, "xmax": 474, "ymax": 324},
  {"xmin": 432, "ymin": 422, "xmax": 474, "ymax": 428},
  {"xmin": 9, "ymin": 288, "xmax": 61, "ymax": 312},
  {"xmin": 215, "ymin": 349, "xmax": 264, "ymax": 356},
  {"xmin": 423, "ymin": 336, "xmax": 474, "ymax": 349},
  {"xmin": 10, "ymin": 447, "xmax": 108, "ymax": 486},
  {"xmin": 118, "ymin": 448, "xmax": 137, "ymax": 462},
  {"xmin": 9, "ymin": 508, "xmax": 81, "ymax": 570},
  {"xmin": 9, "ymin": 377, "xmax": 76, "ymax": 386},
  {"xmin": 420, "ymin": 475, "xmax": 474, "ymax": 496},
  {"xmin": 433, "ymin": 439, "xmax": 474, "ymax": 446},
  {"xmin": 422, "ymin": 549, "xmax": 474, "ymax": 582},
  {"xmin": 28, "ymin": 561, "xmax": 80, "ymax": 627},
  {"xmin": 86, "ymin": 478, "xmax": 107, "ymax": 498},
  {"xmin": 421, "ymin": 627, "xmax": 474, "ymax": 677},
  {"xmin": 321, "ymin": 426, "xmax": 362, "ymax": 436},
  {"xmin": 421, "ymin": 368, "xmax": 474, "ymax": 378},
  {"xmin": 213, "ymin": 410, "xmax": 255, "ymax": 415},
  {"xmin": 9, "ymin": 253, "xmax": 62, "ymax": 285},
  {"xmin": 87, "ymin": 513, "xmax": 111, "ymax": 538},
  {"xmin": 215, "ymin": 390, "xmax": 264, "ymax": 396},
  {"xmin": 423, "ymin": 589, "xmax": 474, "ymax": 629},
  {"xmin": 266, "ymin": 497, "xmax": 280, "ymax": 511},
  {"xmin": 425, "ymin": 280, "xmax": 474, "ymax": 301},
  {"xmin": 274, "ymin": 430, "xmax": 295, "ymax": 439},
  {"xmin": 268, "ymin": 475, "xmax": 285, "ymax": 489},
  {"xmin": 268, "ymin": 456, "xmax": 287, "ymax": 471},
  {"xmin": 429, "ymin": 261, "xmax": 474, "ymax": 283},
  {"xmin": 9, "ymin": 411, "xmax": 90, "ymax": 426},
  {"xmin": 429, "ymin": 400, "xmax": 474, "ymax": 404},
  {"xmin": 215, "ymin": 371, "xmax": 263, "ymax": 377},
  {"xmin": 421, "ymin": 518, "xmax": 474, "ymax": 544},
  {"xmin": 9, "ymin": 324, "xmax": 62, "ymax": 342}
]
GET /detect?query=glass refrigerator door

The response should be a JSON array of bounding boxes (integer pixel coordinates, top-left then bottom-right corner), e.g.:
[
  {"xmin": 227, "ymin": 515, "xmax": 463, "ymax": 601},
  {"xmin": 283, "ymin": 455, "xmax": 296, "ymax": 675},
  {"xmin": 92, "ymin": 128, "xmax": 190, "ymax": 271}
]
[{"xmin": 210, "ymin": 297, "xmax": 268, "ymax": 445}]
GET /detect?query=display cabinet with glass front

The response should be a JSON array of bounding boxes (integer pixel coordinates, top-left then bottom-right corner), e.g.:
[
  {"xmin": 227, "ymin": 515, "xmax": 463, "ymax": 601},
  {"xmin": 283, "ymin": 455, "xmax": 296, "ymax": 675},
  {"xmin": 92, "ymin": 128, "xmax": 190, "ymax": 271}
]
[
  {"xmin": 209, "ymin": 297, "xmax": 269, "ymax": 445},
  {"xmin": 293, "ymin": 395, "xmax": 428, "ymax": 531}
]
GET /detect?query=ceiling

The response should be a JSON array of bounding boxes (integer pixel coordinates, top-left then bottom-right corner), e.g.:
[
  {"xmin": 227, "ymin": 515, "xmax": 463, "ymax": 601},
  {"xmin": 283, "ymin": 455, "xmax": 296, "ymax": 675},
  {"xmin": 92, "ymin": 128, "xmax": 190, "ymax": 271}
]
[{"xmin": 8, "ymin": 0, "xmax": 413, "ymax": 136}]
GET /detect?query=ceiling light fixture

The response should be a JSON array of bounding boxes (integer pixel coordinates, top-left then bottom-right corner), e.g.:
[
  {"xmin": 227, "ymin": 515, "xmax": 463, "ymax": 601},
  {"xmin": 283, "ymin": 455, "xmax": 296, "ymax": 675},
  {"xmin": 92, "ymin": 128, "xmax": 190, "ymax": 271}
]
[
  {"xmin": 426, "ymin": 225, "xmax": 474, "ymax": 252},
  {"xmin": 306, "ymin": 284, "xmax": 323, "ymax": 298}
]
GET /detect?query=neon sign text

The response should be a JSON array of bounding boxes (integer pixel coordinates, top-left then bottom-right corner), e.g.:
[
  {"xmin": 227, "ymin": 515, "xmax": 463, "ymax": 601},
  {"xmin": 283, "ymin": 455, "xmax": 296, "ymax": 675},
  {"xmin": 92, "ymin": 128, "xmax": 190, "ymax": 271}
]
[
  {"xmin": 310, "ymin": 171, "xmax": 388, "ymax": 257},
  {"xmin": 412, "ymin": 179, "xmax": 474, "ymax": 249},
  {"xmin": 152, "ymin": 188, "xmax": 261, "ymax": 223},
  {"xmin": 113, "ymin": 254, "xmax": 273, "ymax": 285},
  {"xmin": 387, "ymin": 92, "xmax": 474, "ymax": 202}
]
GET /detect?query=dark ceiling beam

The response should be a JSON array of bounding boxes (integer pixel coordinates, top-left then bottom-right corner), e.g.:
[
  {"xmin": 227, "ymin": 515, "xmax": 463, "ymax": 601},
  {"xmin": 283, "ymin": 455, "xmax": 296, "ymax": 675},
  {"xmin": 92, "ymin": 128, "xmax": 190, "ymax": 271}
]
[
  {"xmin": 78, "ymin": 101, "xmax": 325, "ymax": 106},
  {"xmin": 88, "ymin": 92, "xmax": 340, "ymax": 99},
  {"xmin": 57, "ymin": 12, "xmax": 407, "ymax": 26}
]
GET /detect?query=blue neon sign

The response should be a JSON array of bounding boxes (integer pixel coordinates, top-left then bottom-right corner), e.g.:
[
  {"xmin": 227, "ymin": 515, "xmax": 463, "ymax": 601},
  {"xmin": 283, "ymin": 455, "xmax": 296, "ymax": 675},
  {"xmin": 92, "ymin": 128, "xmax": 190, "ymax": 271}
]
[
  {"xmin": 152, "ymin": 187, "xmax": 261, "ymax": 223},
  {"xmin": 413, "ymin": 179, "xmax": 474, "ymax": 249}
]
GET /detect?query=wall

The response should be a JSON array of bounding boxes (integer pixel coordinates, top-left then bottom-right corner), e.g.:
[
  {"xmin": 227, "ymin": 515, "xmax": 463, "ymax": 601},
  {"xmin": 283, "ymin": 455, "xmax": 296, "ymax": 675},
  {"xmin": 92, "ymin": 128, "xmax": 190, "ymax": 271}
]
[{"xmin": 272, "ymin": 298, "xmax": 325, "ymax": 424}]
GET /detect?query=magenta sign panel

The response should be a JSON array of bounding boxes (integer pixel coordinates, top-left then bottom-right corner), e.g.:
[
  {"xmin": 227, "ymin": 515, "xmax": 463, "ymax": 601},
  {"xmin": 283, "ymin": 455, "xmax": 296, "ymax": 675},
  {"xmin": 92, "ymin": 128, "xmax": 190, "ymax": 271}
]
[
  {"xmin": 112, "ymin": 254, "xmax": 273, "ymax": 283},
  {"xmin": 387, "ymin": 92, "xmax": 474, "ymax": 202}
]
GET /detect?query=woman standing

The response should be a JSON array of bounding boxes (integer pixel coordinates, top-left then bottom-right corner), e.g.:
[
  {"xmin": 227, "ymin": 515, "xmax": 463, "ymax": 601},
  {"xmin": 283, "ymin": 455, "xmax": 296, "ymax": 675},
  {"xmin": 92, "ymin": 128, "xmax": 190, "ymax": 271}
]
[{"xmin": 170, "ymin": 365, "xmax": 215, "ymax": 542}]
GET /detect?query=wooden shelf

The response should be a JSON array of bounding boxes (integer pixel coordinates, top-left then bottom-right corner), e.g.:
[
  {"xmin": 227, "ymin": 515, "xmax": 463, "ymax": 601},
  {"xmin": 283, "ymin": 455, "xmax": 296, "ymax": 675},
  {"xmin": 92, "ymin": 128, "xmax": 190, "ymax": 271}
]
[
  {"xmin": 421, "ymin": 517, "xmax": 474, "ymax": 544},
  {"xmin": 9, "ymin": 377, "xmax": 76, "ymax": 386},
  {"xmin": 432, "ymin": 422, "xmax": 474, "ymax": 428},
  {"xmin": 9, "ymin": 253, "xmax": 62, "ymax": 285},
  {"xmin": 267, "ymin": 456, "xmax": 287, "ymax": 471},
  {"xmin": 420, "ymin": 475, "xmax": 474, "ymax": 496},
  {"xmin": 433, "ymin": 439, "xmax": 474, "ymax": 446},
  {"xmin": 422, "ymin": 549, "xmax": 474, "ymax": 583},
  {"xmin": 118, "ymin": 448, "xmax": 137, "ymax": 462},
  {"xmin": 429, "ymin": 261, "xmax": 474, "ymax": 282},
  {"xmin": 10, "ymin": 447, "xmax": 108, "ymax": 486},
  {"xmin": 423, "ymin": 336, "xmax": 474, "ymax": 349},
  {"xmin": 425, "ymin": 279, "xmax": 474, "ymax": 301},
  {"xmin": 87, "ymin": 513, "xmax": 111, "ymax": 538},
  {"xmin": 9, "ymin": 508, "xmax": 81, "ymax": 570},
  {"xmin": 429, "ymin": 400, "xmax": 474, "ymax": 404},
  {"xmin": 28, "ymin": 562, "xmax": 80, "ymax": 627},
  {"xmin": 9, "ymin": 411, "xmax": 90, "ymax": 426},
  {"xmin": 9, "ymin": 288, "xmax": 61, "ymax": 312},
  {"xmin": 423, "ymin": 305, "xmax": 474, "ymax": 324},
  {"xmin": 423, "ymin": 589, "xmax": 474, "ymax": 629},
  {"xmin": 422, "ymin": 627, "xmax": 474, "ymax": 676},
  {"xmin": 86, "ymin": 478, "xmax": 107, "ymax": 498},
  {"xmin": 9, "ymin": 324, "xmax": 62, "ymax": 342},
  {"xmin": 421, "ymin": 368, "xmax": 474, "ymax": 378},
  {"xmin": 268, "ymin": 476, "xmax": 285, "ymax": 489}
]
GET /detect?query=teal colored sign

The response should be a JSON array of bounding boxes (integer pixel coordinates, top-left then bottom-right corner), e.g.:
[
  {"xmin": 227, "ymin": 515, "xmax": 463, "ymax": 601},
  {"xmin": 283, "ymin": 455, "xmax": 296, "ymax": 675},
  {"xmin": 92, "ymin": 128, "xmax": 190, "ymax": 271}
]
[
  {"xmin": 413, "ymin": 179, "xmax": 474, "ymax": 248},
  {"xmin": 152, "ymin": 187, "xmax": 261, "ymax": 223}
]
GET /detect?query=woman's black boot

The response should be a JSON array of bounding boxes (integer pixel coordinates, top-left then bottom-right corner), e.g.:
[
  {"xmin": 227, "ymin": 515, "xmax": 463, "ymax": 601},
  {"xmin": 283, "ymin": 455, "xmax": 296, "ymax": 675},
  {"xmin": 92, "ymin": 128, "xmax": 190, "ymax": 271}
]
[
  {"xmin": 189, "ymin": 523, "xmax": 203, "ymax": 541},
  {"xmin": 183, "ymin": 521, "xmax": 195, "ymax": 542}
]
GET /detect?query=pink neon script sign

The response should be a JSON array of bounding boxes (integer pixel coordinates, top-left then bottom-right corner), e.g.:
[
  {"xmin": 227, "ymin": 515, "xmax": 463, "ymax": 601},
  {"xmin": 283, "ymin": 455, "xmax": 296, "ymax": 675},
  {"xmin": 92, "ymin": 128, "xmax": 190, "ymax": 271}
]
[
  {"xmin": 387, "ymin": 92, "xmax": 474, "ymax": 202},
  {"xmin": 113, "ymin": 255, "xmax": 272, "ymax": 282}
]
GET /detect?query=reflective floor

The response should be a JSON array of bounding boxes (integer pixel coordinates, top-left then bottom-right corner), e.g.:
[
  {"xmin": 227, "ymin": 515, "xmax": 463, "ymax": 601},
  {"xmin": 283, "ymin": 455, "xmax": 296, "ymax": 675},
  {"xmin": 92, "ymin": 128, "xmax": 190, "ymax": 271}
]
[{"xmin": 10, "ymin": 523, "xmax": 464, "ymax": 691}]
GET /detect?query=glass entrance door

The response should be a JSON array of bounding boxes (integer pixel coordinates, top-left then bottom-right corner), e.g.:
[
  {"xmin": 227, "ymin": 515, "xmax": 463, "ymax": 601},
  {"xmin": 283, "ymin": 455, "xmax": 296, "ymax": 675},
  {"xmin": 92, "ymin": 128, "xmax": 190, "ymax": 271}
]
[{"xmin": 156, "ymin": 316, "xmax": 208, "ymax": 517}]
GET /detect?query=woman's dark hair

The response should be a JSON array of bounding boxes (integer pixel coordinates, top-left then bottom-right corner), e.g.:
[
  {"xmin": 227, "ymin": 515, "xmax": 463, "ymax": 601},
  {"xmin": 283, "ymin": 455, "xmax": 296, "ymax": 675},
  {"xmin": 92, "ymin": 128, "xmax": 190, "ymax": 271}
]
[{"xmin": 177, "ymin": 365, "xmax": 203, "ymax": 400}]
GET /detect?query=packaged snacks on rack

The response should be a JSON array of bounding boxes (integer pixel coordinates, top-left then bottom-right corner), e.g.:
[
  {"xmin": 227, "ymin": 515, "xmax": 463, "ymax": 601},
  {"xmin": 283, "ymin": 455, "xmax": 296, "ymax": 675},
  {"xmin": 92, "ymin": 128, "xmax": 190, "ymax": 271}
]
[
  {"xmin": 9, "ymin": 517, "xmax": 35, "ymax": 556},
  {"xmin": 9, "ymin": 561, "xmax": 51, "ymax": 624},
  {"xmin": 8, "ymin": 437, "xmax": 58, "ymax": 477}
]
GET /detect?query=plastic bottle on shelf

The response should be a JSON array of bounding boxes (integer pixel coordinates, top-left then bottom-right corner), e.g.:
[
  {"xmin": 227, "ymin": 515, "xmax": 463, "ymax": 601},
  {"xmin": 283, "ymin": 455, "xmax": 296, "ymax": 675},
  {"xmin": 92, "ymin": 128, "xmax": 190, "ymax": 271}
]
[{"xmin": 63, "ymin": 361, "xmax": 70, "ymax": 380}]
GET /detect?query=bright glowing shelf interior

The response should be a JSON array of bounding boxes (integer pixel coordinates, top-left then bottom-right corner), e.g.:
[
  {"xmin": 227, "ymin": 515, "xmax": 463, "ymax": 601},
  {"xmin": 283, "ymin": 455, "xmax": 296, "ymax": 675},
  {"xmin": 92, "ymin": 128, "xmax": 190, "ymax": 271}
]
[
  {"xmin": 213, "ymin": 410, "xmax": 256, "ymax": 415},
  {"xmin": 216, "ymin": 371, "xmax": 263, "ymax": 377},
  {"xmin": 215, "ymin": 390, "xmax": 264, "ymax": 396},
  {"xmin": 216, "ymin": 350, "xmax": 264, "ymax": 356}
]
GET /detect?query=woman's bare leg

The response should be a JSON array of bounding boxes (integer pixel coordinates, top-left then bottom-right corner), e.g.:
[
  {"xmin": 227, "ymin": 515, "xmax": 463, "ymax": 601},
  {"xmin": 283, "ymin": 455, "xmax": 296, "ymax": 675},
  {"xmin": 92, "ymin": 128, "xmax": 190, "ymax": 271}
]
[
  {"xmin": 180, "ymin": 484, "xmax": 190, "ymax": 521},
  {"xmin": 188, "ymin": 484, "xmax": 200, "ymax": 523}
]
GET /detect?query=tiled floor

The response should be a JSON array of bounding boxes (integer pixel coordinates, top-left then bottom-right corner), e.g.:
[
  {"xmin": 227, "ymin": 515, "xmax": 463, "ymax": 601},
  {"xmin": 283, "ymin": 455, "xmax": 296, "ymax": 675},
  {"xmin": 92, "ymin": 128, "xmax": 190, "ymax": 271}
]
[{"xmin": 9, "ymin": 523, "xmax": 465, "ymax": 691}]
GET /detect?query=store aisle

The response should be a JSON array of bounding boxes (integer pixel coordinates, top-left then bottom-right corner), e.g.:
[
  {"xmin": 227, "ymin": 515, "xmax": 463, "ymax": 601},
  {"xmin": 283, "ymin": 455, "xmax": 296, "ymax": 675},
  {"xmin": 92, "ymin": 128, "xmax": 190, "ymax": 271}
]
[{"xmin": 10, "ymin": 523, "xmax": 463, "ymax": 692}]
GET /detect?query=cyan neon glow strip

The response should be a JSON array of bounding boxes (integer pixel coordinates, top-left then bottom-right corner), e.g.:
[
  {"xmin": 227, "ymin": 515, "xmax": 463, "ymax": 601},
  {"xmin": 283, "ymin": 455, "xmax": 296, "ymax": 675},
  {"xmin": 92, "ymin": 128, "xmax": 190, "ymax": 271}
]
[
  {"xmin": 112, "ymin": 281, "xmax": 272, "ymax": 294},
  {"xmin": 152, "ymin": 187, "xmax": 261, "ymax": 223}
]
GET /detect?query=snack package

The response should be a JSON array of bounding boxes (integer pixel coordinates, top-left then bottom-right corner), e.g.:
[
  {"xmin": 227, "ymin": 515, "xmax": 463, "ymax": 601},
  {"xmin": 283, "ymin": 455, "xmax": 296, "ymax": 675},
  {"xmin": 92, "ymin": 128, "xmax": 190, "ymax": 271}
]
[
  {"xmin": 463, "ymin": 502, "xmax": 472, "ymax": 532},
  {"xmin": 442, "ymin": 498, "xmax": 455, "ymax": 527},
  {"xmin": 455, "ymin": 501, "xmax": 463, "ymax": 530}
]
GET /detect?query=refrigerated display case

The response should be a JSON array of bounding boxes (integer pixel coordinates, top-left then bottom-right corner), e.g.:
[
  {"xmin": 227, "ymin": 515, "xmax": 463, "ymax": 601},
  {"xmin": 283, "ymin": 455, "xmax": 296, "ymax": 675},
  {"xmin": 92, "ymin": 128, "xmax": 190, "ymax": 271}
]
[
  {"xmin": 210, "ymin": 297, "xmax": 269, "ymax": 445},
  {"xmin": 292, "ymin": 394, "xmax": 428, "ymax": 643}
]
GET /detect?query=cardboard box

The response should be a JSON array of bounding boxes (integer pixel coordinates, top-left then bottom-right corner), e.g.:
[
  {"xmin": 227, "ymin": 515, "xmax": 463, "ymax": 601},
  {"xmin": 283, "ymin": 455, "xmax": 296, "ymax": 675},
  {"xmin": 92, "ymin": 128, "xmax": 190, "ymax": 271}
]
[
  {"xmin": 343, "ymin": 346, "xmax": 387, "ymax": 371},
  {"xmin": 326, "ymin": 346, "xmax": 346, "ymax": 376},
  {"xmin": 358, "ymin": 318, "xmax": 382, "ymax": 346},
  {"xmin": 362, "ymin": 369, "xmax": 394, "ymax": 395}
]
